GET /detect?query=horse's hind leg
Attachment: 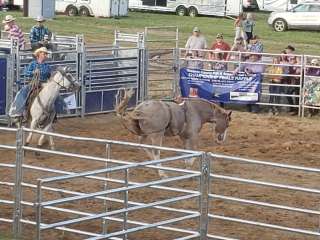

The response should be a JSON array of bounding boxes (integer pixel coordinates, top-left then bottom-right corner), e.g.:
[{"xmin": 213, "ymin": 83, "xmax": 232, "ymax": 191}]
[
  {"xmin": 48, "ymin": 125, "xmax": 55, "ymax": 151},
  {"xmin": 150, "ymin": 134, "xmax": 167, "ymax": 179},
  {"xmin": 139, "ymin": 134, "xmax": 167, "ymax": 179}
]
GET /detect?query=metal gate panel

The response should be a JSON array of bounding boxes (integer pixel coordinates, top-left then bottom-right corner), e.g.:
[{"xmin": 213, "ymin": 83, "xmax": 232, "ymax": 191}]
[
  {"xmin": 0, "ymin": 56, "xmax": 6, "ymax": 115},
  {"xmin": 84, "ymin": 47, "xmax": 141, "ymax": 114}
]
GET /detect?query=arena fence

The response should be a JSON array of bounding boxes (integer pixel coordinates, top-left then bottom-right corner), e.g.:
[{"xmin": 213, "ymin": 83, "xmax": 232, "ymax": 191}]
[
  {"xmin": 178, "ymin": 48, "xmax": 305, "ymax": 116},
  {"xmin": 2, "ymin": 127, "xmax": 320, "ymax": 239},
  {"xmin": 2, "ymin": 28, "xmax": 320, "ymax": 119},
  {"xmin": 144, "ymin": 26, "xmax": 179, "ymax": 100},
  {"xmin": 301, "ymin": 55, "xmax": 320, "ymax": 117}
]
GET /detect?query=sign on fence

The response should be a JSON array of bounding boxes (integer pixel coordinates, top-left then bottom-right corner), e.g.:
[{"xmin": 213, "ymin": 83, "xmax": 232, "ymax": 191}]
[
  {"xmin": 180, "ymin": 68, "xmax": 262, "ymax": 103},
  {"xmin": 304, "ymin": 76, "xmax": 320, "ymax": 106}
]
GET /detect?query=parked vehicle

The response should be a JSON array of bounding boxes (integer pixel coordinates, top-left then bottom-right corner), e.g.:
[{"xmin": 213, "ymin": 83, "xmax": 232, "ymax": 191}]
[
  {"xmin": 2, "ymin": 0, "xmax": 23, "ymax": 9},
  {"xmin": 128, "ymin": 0, "xmax": 242, "ymax": 17},
  {"xmin": 56, "ymin": 0, "xmax": 128, "ymax": 17},
  {"xmin": 243, "ymin": 0, "xmax": 258, "ymax": 10},
  {"xmin": 4, "ymin": 0, "xmax": 128, "ymax": 18},
  {"xmin": 268, "ymin": 1, "xmax": 320, "ymax": 31},
  {"xmin": 256, "ymin": 0, "xmax": 302, "ymax": 11}
]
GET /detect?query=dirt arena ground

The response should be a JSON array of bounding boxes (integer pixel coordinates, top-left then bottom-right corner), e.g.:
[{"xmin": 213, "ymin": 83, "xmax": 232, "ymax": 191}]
[{"xmin": 1, "ymin": 111, "xmax": 320, "ymax": 240}]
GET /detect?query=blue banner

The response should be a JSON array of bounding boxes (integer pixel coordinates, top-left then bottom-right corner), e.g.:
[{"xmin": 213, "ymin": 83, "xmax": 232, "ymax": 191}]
[{"xmin": 180, "ymin": 68, "xmax": 262, "ymax": 104}]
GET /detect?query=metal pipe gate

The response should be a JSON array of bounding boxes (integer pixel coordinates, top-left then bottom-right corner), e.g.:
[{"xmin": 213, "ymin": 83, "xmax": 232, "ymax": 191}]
[{"xmin": 1, "ymin": 127, "xmax": 320, "ymax": 239}]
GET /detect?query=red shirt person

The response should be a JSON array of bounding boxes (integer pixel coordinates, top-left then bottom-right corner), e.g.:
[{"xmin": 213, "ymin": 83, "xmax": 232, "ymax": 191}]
[{"xmin": 210, "ymin": 33, "xmax": 231, "ymax": 60}]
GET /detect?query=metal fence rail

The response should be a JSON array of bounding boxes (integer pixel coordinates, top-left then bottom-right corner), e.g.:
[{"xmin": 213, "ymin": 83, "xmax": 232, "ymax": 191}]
[
  {"xmin": 208, "ymin": 153, "xmax": 320, "ymax": 239},
  {"xmin": 1, "ymin": 126, "xmax": 218, "ymax": 240},
  {"xmin": 2, "ymin": 127, "xmax": 320, "ymax": 239}
]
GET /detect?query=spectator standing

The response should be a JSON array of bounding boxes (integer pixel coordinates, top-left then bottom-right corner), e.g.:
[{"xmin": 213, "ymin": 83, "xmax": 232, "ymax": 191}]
[
  {"xmin": 306, "ymin": 58, "xmax": 320, "ymax": 117},
  {"xmin": 243, "ymin": 13, "xmax": 255, "ymax": 44},
  {"xmin": 248, "ymin": 35, "xmax": 263, "ymax": 54},
  {"xmin": 210, "ymin": 33, "xmax": 230, "ymax": 60},
  {"xmin": 234, "ymin": 13, "xmax": 247, "ymax": 47},
  {"xmin": 185, "ymin": 27, "xmax": 207, "ymax": 58},
  {"xmin": 30, "ymin": 16, "xmax": 52, "ymax": 51},
  {"xmin": 267, "ymin": 57, "xmax": 283, "ymax": 115},
  {"xmin": 2, "ymin": 15, "xmax": 25, "ymax": 49},
  {"xmin": 185, "ymin": 27, "xmax": 207, "ymax": 68},
  {"xmin": 306, "ymin": 59, "xmax": 320, "ymax": 76},
  {"xmin": 284, "ymin": 56, "xmax": 301, "ymax": 115},
  {"xmin": 234, "ymin": 53, "xmax": 265, "ymax": 113},
  {"xmin": 228, "ymin": 37, "xmax": 247, "ymax": 68}
]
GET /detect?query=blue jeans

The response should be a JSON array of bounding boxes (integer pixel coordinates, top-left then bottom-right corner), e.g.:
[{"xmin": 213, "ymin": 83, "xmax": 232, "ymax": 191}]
[
  {"xmin": 269, "ymin": 85, "xmax": 282, "ymax": 105},
  {"xmin": 9, "ymin": 85, "xmax": 65, "ymax": 117}
]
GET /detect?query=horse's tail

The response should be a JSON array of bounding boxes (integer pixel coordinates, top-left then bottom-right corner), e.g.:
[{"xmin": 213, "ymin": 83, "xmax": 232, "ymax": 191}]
[{"xmin": 115, "ymin": 88, "xmax": 135, "ymax": 117}]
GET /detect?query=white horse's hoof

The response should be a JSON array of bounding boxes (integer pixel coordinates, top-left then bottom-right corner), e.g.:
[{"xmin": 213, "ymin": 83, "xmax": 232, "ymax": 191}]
[
  {"xmin": 185, "ymin": 157, "xmax": 196, "ymax": 168},
  {"xmin": 158, "ymin": 170, "xmax": 168, "ymax": 179}
]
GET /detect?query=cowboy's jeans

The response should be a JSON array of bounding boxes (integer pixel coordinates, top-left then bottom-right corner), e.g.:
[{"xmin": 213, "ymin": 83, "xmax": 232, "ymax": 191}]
[
  {"xmin": 9, "ymin": 85, "xmax": 65, "ymax": 118},
  {"xmin": 9, "ymin": 85, "xmax": 30, "ymax": 117}
]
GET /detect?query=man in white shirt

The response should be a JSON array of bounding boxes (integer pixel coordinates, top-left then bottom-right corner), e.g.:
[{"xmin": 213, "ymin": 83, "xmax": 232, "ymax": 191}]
[
  {"xmin": 185, "ymin": 27, "xmax": 207, "ymax": 58},
  {"xmin": 185, "ymin": 27, "xmax": 207, "ymax": 68}
]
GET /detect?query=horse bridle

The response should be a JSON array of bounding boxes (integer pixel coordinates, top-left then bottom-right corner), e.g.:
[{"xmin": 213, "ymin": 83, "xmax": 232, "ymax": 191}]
[{"xmin": 53, "ymin": 70, "xmax": 78, "ymax": 90}]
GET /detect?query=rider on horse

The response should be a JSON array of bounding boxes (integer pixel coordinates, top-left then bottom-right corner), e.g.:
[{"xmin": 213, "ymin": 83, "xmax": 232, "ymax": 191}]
[{"xmin": 9, "ymin": 47, "xmax": 64, "ymax": 122}]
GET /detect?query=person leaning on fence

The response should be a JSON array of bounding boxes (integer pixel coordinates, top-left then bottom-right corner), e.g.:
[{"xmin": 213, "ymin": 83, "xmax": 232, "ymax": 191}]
[
  {"xmin": 247, "ymin": 35, "xmax": 263, "ymax": 58},
  {"xmin": 30, "ymin": 16, "xmax": 52, "ymax": 51},
  {"xmin": 267, "ymin": 57, "xmax": 284, "ymax": 116},
  {"xmin": 210, "ymin": 33, "xmax": 230, "ymax": 61},
  {"xmin": 185, "ymin": 27, "xmax": 207, "ymax": 58},
  {"xmin": 234, "ymin": 53, "xmax": 265, "ymax": 113},
  {"xmin": 283, "ymin": 56, "xmax": 301, "ymax": 115},
  {"xmin": 242, "ymin": 13, "xmax": 255, "ymax": 44},
  {"xmin": 227, "ymin": 37, "xmax": 247, "ymax": 68},
  {"xmin": 2, "ymin": 15, "xmax": 25, "ymax": 49}
]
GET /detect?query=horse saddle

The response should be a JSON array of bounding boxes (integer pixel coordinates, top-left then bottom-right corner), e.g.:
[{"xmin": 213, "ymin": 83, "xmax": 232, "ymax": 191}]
[
  {"xmin": 25, "ymin": 83, "xmax": 55, "ymax": 127},
  {"xmin": 25, "ymin": 83, "xmax": 43, "ymax": 119}
]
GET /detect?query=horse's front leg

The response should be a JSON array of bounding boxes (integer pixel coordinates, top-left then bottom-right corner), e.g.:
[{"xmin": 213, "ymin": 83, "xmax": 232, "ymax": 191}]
[
  {"xmin": 26, "ymin": 119, "xmax": 37, "ymax": 146},
  {"xmin": 140, "ymin": 134, "xmax": 167, "ymax": 178},
  {"xmin": 38, "ymin": 123, "xmax": 55, "ymax": 150},
  {"xmin": 182, "ymin": 136, "xmax": 198, "ymax": 167}
]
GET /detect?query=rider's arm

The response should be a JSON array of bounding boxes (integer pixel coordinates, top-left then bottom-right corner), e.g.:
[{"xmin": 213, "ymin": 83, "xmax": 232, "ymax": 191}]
[
  {"xmin": 44, "ymin": 64, "xmax": 52, "ymax": 80},
  {"xmin": 25, "ymin": 61, "xmax": 36, "ymax": 80}
]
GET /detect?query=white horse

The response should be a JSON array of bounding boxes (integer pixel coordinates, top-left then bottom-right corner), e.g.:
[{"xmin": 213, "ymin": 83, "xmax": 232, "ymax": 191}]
[{"xmin": 24, "ymin": 66, "xmax": 80, "ymax": 150}]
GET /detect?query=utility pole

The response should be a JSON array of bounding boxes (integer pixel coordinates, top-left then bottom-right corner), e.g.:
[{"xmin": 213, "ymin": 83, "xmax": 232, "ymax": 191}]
[{"xmin": 23, "ymin": 0, "xmax": 28, "ymax": 17}]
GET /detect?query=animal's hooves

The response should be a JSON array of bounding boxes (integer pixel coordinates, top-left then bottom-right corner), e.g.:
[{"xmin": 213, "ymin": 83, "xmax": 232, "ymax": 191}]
[
  {"xmin": 159, "ymin": 171, "xmax": 169, "ymax": 179},
  {"xmin": 185, "ymin": 158, "xmax": 196, "ymax": 168}
]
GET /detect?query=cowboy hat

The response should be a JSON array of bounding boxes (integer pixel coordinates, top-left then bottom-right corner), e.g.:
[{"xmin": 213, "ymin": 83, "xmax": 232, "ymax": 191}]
[
  {"xmin": 216, "ymin": 33, "xmax": 223, "ymax": 39},
  {"xmin": 193, "ymin": 27, "xmax": 200, "ymax": 32},
  {"xmin": 34, "ymin": 47, "xmax": 49, "ymax": 56},
  {"xmin": 2, "ymin": 15, "xmax": 16, "ymax": 24},
  {"xmin": 35, "ymin": 16, "xmax": 46, "ymax": 22}
]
